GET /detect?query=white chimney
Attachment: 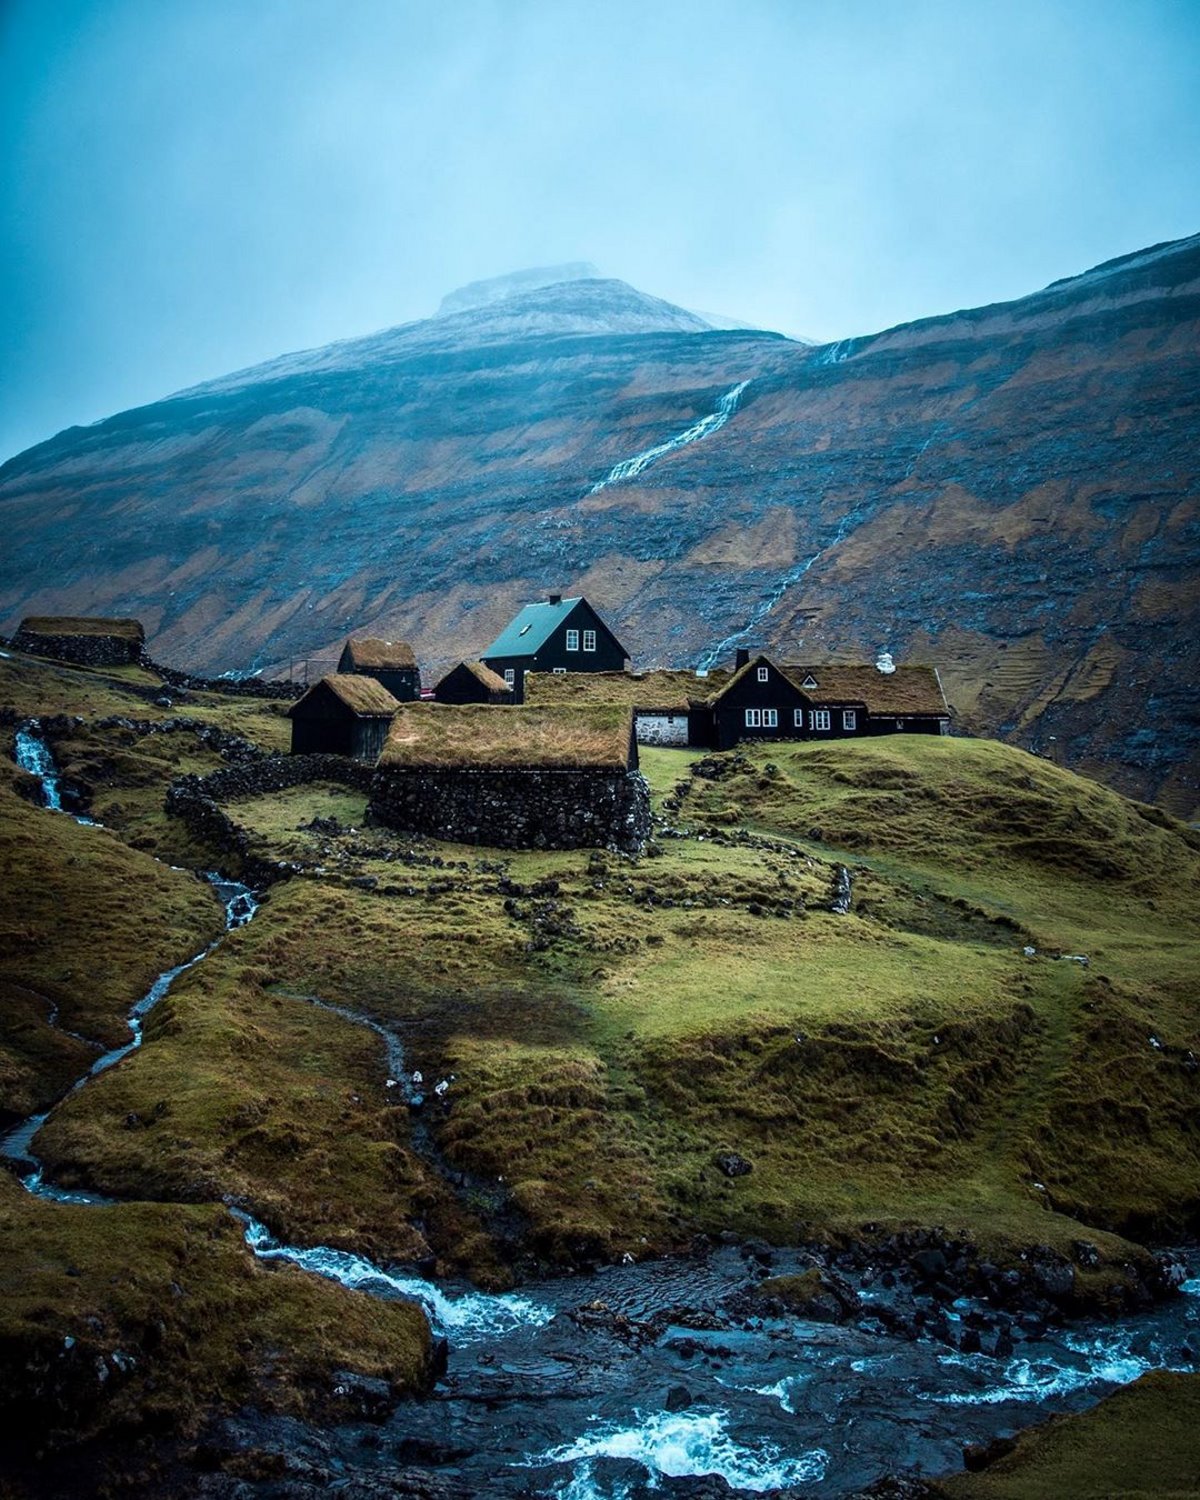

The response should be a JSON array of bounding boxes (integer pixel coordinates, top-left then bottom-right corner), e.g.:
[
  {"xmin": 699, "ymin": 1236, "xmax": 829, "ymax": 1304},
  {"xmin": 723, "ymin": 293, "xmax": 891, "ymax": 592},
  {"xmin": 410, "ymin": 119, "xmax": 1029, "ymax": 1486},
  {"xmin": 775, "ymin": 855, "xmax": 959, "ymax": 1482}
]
[{"xmin": 875, "ymin": 651, "xmax": 896, "ymax": 675}]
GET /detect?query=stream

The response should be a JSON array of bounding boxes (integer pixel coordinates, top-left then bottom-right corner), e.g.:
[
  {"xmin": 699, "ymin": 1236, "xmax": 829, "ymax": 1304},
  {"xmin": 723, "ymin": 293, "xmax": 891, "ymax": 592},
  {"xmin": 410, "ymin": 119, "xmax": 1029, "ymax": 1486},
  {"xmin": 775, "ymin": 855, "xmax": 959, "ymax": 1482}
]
[{"xmin": 7, "ymin": 726, "xmax": 1200, "ymax": 1497}]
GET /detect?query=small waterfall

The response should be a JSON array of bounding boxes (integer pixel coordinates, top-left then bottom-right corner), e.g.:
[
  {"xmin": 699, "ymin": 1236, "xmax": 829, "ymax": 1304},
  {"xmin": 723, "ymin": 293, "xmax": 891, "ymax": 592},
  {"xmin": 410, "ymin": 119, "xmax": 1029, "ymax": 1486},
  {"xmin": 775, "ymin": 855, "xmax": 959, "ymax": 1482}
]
[
  {"xmin": 234, "ymin": 1210, "xmax": 552, "ymax": 1341},
  {"xmin": 830, "ymin": 866, "xmax": 852, "ymax": 915},
  {"xmin": 589, "ymin": 380, "xmax": 750, "ymax": 494},
  {"xmin": 696, "ymin": 508, "xmax": 862, "ymax": 673},
  {"xmin": 14, "ymin": 722, "xmax": 64, "ymax": 810}
]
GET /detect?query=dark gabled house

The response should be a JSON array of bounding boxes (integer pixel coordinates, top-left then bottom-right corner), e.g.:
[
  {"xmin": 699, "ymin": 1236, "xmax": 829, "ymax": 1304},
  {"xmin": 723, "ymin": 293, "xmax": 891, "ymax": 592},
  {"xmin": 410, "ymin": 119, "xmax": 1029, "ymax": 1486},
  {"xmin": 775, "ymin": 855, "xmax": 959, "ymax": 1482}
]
[
  {"xmin": 338, "ymin": 637, "xmax": 421, "ymax": 701},
  {"xmin": 288, "ymin": 674, "xmax": 400, "ymax": 761},
  {"xmin": 480, "ymin": 594, "xmax": 629, "ymax": 702},
  {"xmin": 433, "ymin": 660, "xmax": 514, "ymax": 705},
  {"xmin": 700, "ymin": 653, "xmax": 950, "ymax": 749}
]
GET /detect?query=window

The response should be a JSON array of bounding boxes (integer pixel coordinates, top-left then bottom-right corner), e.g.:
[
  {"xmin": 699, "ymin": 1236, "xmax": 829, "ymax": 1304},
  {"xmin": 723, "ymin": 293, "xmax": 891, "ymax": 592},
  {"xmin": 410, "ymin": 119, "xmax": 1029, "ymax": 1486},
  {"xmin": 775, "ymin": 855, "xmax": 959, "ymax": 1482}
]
[
  {"xmin": 763, "ymin": 709, "xmax": 778, "ymax": 727},
  {"xmin": 756, "ymin": 666, "xmax": 769, "ymax": 682},
  {"xmin": 583, "ymin": 629, "xmax": 597, "ymax": 652},
  {"xmin": 553, "ymin": 667, "xmax": 567, "ymax": 674},
  {"xmin": 802, "ymin": 674, "xmax": 818, "ymax": 690},
  {"xmin": 503, "ymin": 669, "xmax": 515, "ymax": 685},
  {"xmin": 745, "ymin": 709, "xmax": 761, "ymax": 728},
  {"xmin": 811, "ymin": 709, "xmax": 831, "ymax": 731},
  {"xmin": 794, "ymin": 708, "xmax": 805, "ymax": 727},
  {"xmin": 843, "ymin": 709, "xmax": 857, "ymax": 731},
  {"xmin": 565, "ymin": 629, "xmax": 579, "ymax": 651},
  {"xmin": 745, "ymin": 709, "xmax": 777, "ymax": 729}
]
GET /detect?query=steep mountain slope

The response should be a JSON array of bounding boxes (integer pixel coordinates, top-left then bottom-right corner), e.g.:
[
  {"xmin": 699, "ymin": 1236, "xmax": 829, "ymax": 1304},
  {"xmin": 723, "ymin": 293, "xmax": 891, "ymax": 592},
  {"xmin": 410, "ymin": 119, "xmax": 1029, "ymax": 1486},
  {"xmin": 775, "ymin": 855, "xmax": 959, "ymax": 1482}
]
[{"xmin": 1, "ymin": 245, "xmax": 1197, "ymax": 811}]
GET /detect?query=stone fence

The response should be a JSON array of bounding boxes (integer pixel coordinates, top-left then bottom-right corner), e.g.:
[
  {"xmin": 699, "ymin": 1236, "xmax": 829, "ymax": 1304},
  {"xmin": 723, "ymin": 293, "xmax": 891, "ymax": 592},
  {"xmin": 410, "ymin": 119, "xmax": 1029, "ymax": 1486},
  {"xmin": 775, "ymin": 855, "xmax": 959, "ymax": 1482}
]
[
  {"xmin": 369, "ymin": 765, "xmax": 651, "ymax": 853},
  {"xmin": 165, "ymin": 754, "xmax": 375, "ymax": 879},
  {"xmin": 140, "ymin": 653, "xmax": 303, "ymax": 701},
  {"xmin": 12, "ymin": 629, "xmax": 142, "ymax": 668}
]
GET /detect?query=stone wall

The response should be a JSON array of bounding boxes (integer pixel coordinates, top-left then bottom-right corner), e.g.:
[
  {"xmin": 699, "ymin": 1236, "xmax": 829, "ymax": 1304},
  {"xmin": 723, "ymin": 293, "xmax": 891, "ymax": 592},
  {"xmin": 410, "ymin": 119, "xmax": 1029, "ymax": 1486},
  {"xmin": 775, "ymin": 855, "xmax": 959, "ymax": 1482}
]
[
  {"xmin": 141, "ymin": 653, "xmax": 302, "ymax": 701},
  {"xmin": 13, "ymin": 630, "xmax": 141, "ymax": 668},
  {"xmin": 369, "ymin": 766, "xmax": 651, "ymax": 853},
  {"xmin": 635, "ymin": 712, "xmax": 690, "ymax": 747},
  {"xmin": 166, "ymin": 754, "xmax": 375, "ymax": 880}
]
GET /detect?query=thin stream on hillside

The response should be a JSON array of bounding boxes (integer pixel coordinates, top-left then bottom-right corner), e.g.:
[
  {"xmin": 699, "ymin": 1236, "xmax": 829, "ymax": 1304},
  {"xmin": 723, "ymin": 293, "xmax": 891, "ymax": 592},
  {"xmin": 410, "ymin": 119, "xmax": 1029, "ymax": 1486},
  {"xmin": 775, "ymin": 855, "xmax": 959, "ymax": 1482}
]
[{"xmin": 6, "ymin": 727, "xmax": 1200, "ymax": 1496}]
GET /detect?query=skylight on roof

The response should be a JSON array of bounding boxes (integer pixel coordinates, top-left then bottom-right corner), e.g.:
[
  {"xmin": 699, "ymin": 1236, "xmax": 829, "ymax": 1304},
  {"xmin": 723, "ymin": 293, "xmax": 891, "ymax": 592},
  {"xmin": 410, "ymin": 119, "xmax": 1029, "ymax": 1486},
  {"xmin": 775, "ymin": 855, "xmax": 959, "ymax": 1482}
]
[
  {"xmin": 803, "ymin": 675, "xmax": 818, "ymax": 689},
  {"xmin": 519, "ymin": 623, "xmax": 532, "ymax": 636}
]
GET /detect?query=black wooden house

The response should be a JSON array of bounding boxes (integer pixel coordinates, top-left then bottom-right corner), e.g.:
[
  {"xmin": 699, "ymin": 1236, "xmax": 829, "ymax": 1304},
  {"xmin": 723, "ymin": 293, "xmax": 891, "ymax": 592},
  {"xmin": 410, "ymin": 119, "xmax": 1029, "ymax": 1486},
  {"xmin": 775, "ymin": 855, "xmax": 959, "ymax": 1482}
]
[
  {"xmin": 480, "ymin": 594, "xmax": 629, "ymax": 702},
  {"xmin": 701, "ymin": 654, "xmax": 950, "ymax": 749},
  {"xmin": 288, "ymin": 675, "xmax": 400, "ymax": 761},
  {"xmin": 338, "ymin": 637, "xmax": 421, "ymax": 701},
  {"xmin": 433, "ymin": 661, "xmax": 514, "ymax": 705}
]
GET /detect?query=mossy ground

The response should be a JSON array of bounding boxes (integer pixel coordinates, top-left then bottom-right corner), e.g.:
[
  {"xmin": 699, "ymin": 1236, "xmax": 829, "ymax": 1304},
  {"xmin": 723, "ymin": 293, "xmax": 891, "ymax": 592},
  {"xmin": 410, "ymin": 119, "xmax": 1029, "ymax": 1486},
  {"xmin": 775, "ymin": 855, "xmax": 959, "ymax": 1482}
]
[
  {"xmin": 934, "ymin": 1369, "xmax": 1200, "ymax": 1498},
  {"xmin": 4, "ymin": 651, "xmax": 1200, "ymax": 1452},
  {"xmin": 0, "ymin": 1173, "xmax": 430, "ymax": 1450}
]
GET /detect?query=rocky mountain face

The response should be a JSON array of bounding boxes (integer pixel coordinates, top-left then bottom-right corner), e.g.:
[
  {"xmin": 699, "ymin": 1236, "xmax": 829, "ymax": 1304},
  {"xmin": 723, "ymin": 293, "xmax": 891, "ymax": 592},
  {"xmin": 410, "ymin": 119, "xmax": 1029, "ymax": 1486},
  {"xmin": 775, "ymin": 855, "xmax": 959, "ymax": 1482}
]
[{"xmin": 1, "ymin": 244, "xmax": 1197, "ymax": 813}]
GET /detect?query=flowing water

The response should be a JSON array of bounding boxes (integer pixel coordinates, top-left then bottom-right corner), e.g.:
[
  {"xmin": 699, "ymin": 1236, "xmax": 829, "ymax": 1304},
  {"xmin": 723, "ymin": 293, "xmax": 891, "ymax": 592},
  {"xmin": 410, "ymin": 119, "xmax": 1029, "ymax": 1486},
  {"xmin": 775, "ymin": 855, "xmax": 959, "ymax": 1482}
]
[
  {"xmin": 590, "ymin": 381, "xmax": 750, "ymax": 494},
  {"xmin": 7, "ymin": 729, "xmax": 1199, "ymax": 1496}
]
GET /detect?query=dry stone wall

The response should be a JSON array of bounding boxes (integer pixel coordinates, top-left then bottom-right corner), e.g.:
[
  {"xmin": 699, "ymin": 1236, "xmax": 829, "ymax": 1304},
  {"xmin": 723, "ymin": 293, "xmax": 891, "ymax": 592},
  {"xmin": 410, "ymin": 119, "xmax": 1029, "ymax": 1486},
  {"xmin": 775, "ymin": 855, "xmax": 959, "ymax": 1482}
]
[
  {"xmin": 369, "ymin": 766, "xmax": 651, "ymax": 853},
  {"xmin": 12, "ymin": 630, "xmax": 142, "ymax": 668}
]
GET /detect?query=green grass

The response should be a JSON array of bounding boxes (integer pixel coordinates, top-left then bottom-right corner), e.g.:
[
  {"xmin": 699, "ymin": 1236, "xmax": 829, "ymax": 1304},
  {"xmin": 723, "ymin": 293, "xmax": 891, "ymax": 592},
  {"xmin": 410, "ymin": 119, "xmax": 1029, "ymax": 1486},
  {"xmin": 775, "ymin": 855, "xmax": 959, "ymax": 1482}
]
[
  {"xmin": 936, "ymin": 1370, "xmax": 1200, "ymax": 1498},
  {"xmin": 5, "ymin": 649, "xmax": 1200, "ymax": 1375},
  {"xmin": 0, "ymin": 1174, "xmax": 431, "ymax": 1450}
]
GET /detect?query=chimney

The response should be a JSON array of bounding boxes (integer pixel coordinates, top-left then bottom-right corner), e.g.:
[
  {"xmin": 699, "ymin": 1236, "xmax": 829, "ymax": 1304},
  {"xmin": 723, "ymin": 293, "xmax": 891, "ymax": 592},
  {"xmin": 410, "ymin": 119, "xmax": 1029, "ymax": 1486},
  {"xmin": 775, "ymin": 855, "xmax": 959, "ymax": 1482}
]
[
  {"xmin": 735, "ymin": 648, "xmax": 750, "ymax": 670},
  {"xmin": 548, "ymin": 593, "xmax": 562, "ymax": 605}
]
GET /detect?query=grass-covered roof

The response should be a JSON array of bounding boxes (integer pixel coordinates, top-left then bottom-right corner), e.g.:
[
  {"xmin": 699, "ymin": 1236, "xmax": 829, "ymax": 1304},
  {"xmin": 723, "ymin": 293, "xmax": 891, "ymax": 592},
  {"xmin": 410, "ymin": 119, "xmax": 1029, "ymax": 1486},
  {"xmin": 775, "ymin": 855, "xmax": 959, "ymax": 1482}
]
[
  {"xmin": 379, "ymin": 703, "xmax": 635, "ymax": 770},
  {"xmin": 341, "ymin": 637, "xmax": 417, "ymax": 670},
  {"xmin": 290, "ymin": 674, "xmax": 400, "ymax": 718},
  {"xmin": 526, "ymin": 668, "xmax": 729, "ymax": 711},
  {"xmin": 18, "ymin": 616, "xmax": 145, "ymax": 640},
  {"xmin": 781, "ymin": 663, "xmax": 948, "ymax": 715}
]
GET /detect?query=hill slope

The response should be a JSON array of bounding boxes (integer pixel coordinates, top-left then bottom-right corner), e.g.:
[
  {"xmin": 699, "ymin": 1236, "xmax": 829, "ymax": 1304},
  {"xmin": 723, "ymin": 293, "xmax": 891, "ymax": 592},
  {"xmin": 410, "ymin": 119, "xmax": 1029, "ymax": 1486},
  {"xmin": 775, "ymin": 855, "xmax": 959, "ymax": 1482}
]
[{"xmin": 0, "ymin": 243, "xmax": 1197, "ymax": 812}]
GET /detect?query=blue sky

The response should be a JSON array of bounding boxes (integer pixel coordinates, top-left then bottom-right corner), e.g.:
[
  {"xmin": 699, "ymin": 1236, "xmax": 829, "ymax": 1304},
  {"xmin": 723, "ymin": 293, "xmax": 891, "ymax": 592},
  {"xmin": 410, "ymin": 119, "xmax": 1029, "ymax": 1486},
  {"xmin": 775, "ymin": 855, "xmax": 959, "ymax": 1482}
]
[{"xmin": 2, "ymin": 0, "xmax": 1198, "ymax": 461}]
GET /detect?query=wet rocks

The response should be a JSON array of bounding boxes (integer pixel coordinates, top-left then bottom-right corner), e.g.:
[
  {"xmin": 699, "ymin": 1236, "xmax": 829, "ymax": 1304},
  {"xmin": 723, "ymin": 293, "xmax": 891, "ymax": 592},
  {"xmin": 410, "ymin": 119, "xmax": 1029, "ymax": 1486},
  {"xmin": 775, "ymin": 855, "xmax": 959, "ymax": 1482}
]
[
  {"xmin": 714, "ymin": 1152, "xmax": 752, "ymax": 1179},
  {"xmin": 752, "ymin": 1267, "xmax": 860, "ymax": 1325}
]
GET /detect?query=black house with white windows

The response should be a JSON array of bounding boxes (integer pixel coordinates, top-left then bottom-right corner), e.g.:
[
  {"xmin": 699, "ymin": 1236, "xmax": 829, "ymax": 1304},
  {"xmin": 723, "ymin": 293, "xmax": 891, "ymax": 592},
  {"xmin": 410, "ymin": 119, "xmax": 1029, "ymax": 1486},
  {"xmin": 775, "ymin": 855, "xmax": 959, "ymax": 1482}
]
[
  {"xmin": 480, "ymin": 594, "xmax": 629, "ymax": 702},
  {"xmin": 700, "ymin": 652, "xmax": 950, "ymax": 749}
]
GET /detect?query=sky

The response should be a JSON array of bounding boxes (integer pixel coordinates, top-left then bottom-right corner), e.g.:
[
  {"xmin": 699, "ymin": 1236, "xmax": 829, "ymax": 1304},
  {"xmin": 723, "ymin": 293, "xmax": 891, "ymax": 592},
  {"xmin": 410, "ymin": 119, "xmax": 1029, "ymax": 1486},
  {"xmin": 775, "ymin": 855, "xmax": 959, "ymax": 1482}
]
[{"xmin": 2, "ymin": 0, "xmax": 1199, "ymax": 463}]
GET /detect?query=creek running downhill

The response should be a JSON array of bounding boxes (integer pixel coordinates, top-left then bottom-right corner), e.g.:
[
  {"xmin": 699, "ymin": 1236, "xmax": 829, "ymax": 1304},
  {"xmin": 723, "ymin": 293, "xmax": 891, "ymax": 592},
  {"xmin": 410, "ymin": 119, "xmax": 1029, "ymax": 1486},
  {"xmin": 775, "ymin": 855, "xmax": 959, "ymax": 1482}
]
[{"xmin": 6, "ymin": 727, "xmax": 1200, "ymax": 1497}]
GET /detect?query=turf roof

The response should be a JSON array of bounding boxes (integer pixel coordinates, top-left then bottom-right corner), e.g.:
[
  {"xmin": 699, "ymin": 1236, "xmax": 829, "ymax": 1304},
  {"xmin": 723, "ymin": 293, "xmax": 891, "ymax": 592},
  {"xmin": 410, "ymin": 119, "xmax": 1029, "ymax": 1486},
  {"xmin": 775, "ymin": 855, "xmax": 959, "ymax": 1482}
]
[
  {"xmin": 18, "ymin": 616, "xmax": 145, "ymax": 640},
  {"xmin": 526, "ymin": 668, "xmax": 730, "ymax": 711},
  {"xmin": 289, "ymin": 674, "xmax": 401, "ymax": 717},
  {"xmin": 341, "ymin": 637, "xmax": 417, "ymax": 670},
  {"xmin": 378, "ymin": 702, "xmax": 635, "ymax": 770},
  {"xmin": 781, "ymin": 663, "xmax": 949, "ymax": 715}
]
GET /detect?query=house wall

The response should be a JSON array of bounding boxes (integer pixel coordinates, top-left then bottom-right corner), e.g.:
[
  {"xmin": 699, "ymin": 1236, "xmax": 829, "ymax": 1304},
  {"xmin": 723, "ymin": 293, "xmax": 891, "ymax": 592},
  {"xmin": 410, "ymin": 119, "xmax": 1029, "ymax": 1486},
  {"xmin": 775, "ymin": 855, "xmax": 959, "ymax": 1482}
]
[
  {"xmin": 712, "ymin": 662, "xmax": 809, "ymax": 750},
  {"xmin": 635, "ymin": 711, "xmax": 690, "ymax": 747},
  {"xmin": 291, "ymin": 718, "xmax": 355, "ymax": 757},
  {"xmin": 369, "ymin": 766, "xmax": 651, "ymax": 852},
  {"xmin": 483, "ymin": 600, "xmax": 627, "ymax": 702}
]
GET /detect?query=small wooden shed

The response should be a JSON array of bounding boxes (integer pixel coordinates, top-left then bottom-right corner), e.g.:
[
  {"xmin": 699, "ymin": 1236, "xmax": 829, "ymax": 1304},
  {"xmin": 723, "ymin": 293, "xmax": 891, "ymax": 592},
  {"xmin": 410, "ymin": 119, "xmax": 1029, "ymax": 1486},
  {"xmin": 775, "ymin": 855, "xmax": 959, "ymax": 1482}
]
[
  {"xmin": 288, "ymin": 674, "xmax": 400, "ymax": 761},
  {"xmin": 433, "ymin": 661, "xmax": 514, "ymax": 705},
  {"xmin": 338, "ymin": 637, "xmax": 421, "ymax": 701}
]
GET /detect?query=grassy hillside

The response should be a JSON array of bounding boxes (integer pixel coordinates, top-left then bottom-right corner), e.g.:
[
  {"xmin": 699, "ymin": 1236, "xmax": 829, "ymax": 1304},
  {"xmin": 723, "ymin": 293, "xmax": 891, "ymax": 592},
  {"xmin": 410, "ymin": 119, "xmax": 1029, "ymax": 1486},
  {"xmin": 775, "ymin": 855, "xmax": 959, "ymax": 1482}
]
[{"xmin": 4, "ymin": 649, "xmax": 1200, "ymax": 1457}]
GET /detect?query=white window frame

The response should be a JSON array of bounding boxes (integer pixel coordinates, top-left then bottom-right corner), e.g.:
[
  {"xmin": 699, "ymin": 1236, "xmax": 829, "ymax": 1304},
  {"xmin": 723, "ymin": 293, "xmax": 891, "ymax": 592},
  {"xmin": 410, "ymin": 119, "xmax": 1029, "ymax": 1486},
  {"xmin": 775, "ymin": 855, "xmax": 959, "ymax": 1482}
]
[
  {"xmin": 762, "ymin": 708, "xmax": 778, "ymax": 728},
  {"xmin": 843, "ymin": 709, "xmax": 857, "ymax": 731},
  {"xmin": 756, "ymin": 666, "xmax": 769, "ymax": 682},
  {"xmin": 553, "ymin": 667, "xmax": 567, "ymax": 674},
  {"xmin": 794, "ymin": 708, "xmax": 805, "ymax": 727},
  {"xmin": 503, "ymin": 668, "xmax": 515, "ymax": 685},
  {"xmin": 811, "ymin": 708, "xmax": 831, "ymax": 732},
  {"xmin": 745, "ymin": 708, "xmax": 762, "ymax": 728},
  {"xmin": 583, "ymin": 629, "xmax": 597, "ymax": 652},
  {"xmin": 565, "ymin": 629, "xmax": 579, "ymax": 651}
]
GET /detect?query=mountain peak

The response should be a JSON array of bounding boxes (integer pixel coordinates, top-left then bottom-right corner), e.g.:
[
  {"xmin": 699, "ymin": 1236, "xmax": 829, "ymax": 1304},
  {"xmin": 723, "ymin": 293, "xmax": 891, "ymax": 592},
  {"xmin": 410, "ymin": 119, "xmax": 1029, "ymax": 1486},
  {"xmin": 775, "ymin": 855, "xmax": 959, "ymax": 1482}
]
[{"xmin": 437, "ymin": 264, "xmax": 602, "ymax": 316}]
